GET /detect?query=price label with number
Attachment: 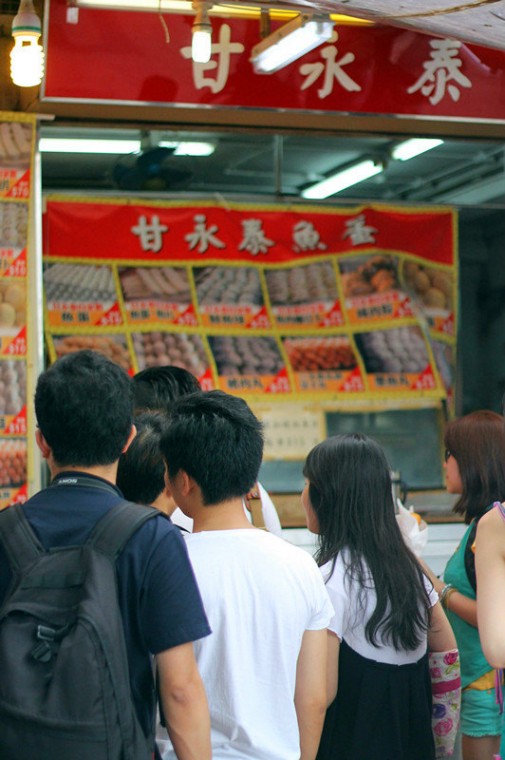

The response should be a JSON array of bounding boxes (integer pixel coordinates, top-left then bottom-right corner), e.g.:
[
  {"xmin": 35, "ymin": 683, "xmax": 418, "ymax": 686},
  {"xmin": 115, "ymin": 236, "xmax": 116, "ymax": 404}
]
[
  {"xmin": 47, "ymin": 300, "xmax": 122, "ymax": 328},
  {"xmin": 1, "ymin": 327, "xmax": 27, "ymax": 358},
  {"xmin": 0, "ymin": 169, "xmax": 30, "ymax": 200},
  {"xmin": 0, "ymin": 248, "xmax": 26, "ymax": 278}
]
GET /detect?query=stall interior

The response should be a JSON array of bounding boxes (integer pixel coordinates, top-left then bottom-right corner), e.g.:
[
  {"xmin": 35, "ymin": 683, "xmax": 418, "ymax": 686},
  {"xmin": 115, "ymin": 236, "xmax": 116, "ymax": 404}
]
[{"xmin": 39, "ymin": 125, "xmax": 505, "ymax": 506}]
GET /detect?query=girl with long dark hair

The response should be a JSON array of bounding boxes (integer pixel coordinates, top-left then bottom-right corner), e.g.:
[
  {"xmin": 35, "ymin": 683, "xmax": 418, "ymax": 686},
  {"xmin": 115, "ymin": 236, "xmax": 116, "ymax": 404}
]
[
  {"xmin": 302, "ymin": 433, "xmax": 456, "ymax": 760},
  {"xmin": 425, "ymin": 410, "xmax": 505, "ymax": 760}
]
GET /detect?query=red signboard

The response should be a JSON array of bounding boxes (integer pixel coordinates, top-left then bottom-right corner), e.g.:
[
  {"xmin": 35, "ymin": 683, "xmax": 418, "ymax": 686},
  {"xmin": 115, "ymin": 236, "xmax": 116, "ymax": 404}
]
[
  {"xmin": 43, "ymin": 197, "xmax": 457, "ymax": 403},
  {"xmin": 44, "ymin": 200, "xmax": 455, "ymax": 265},
  {"xmin": 43, "ymin": 0, "xmax": 505, "ymax": 121}
]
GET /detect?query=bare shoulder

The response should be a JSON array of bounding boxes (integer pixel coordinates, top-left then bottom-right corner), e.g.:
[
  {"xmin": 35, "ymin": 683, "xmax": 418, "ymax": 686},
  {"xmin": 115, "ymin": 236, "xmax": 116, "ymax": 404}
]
[{"xmin": 476, "ymin": 505, "xmax": 505, "ymax": 552}]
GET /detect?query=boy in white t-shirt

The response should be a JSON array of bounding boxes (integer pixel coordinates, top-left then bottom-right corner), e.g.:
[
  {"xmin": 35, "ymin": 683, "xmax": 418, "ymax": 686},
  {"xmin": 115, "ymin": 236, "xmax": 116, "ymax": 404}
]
[
  {"xmin": 132, "ymin": 366, "xmax": 283, "ymax": 535},
  {"xmin": 156, "ymin": 390, "xmax": 333, "ymax": 760}
]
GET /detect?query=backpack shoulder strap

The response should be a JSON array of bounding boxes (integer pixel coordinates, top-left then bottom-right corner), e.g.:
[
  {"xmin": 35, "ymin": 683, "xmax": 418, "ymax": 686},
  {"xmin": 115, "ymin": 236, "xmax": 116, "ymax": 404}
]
[
  {"xmin": 88, "ymin": 500, "xmax": 160, "ymax": 561},
  {"xmin": 0, "ymin": 503, "xmax": 43, "ymax": 572}
]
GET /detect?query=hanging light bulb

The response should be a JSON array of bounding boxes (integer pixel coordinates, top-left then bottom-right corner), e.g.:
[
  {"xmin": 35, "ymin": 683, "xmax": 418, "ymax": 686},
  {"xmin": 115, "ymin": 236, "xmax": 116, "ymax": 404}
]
[
  {"xmin": 10, "ymin": 0, "xmax": 45, "ymax": 88},
  {"xmin": 192, "ymin": 0, "xmax": 212, "ymax": 64}
]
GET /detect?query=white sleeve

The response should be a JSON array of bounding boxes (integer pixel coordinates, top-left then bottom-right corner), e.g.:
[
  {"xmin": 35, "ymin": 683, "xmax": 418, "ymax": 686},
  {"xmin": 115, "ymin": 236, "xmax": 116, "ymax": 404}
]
[
  {"xmin": 321, "ymin": 559, "xmax": 348, "ymax": 640},
  {"xmin": 257, "ymin": 482, "xmax": 283, "ymax": 537},
  {"xmin": 424, "ymin": 574, "xmax": 439, "ymax": 608},
  {"xmin": 304, "ymin": 557, "xmax": 335, "ymax": 631}
]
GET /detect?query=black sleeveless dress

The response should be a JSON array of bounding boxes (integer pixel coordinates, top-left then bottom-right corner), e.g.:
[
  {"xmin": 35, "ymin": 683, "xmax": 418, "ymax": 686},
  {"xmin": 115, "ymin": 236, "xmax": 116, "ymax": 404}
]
[{"xmin": 316, "ymin": 640, "xmax": 435, "ymax": 760}]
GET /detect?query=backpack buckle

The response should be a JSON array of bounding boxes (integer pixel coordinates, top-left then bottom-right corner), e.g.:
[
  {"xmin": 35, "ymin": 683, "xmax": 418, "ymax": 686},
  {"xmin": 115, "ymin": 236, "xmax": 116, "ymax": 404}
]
[
  {"xmin": 31, "ymin": 625, "xmax": 58, "ymax": 663},
  {"xmin": 36, "ymin": 624, "xmax": 56, "ymax": 641},
  {"xmin": 31, "ymin": 640, "xmax": 54, "ymax": 663}
]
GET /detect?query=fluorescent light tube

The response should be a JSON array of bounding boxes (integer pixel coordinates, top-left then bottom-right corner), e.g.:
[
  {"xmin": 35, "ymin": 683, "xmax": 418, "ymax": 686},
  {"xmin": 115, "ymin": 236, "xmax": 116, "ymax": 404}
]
[
  {"xmin": 39, "ymin": 138, "xmax": 141, "ymax": 154},
  {"xmin": 302, "ymin": 160, "xmax": 383, "ymax": 200},
  {"xmin": 251, "ymin": 15, "xmax": 333, "ymax": 74},
  {"xmin": 159, "ymin": 141, "xmax": 215, "ymax": 156},
  {"xmin": 392, "ymin": 138, "xmax": 443, "ymax": 161}
]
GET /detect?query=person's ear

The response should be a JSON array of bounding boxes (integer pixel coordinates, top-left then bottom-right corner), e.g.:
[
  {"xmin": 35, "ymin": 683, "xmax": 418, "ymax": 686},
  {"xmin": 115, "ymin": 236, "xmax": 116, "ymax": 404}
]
[
  {"xmin": 35, "ymin": 428, "xmax": 51, "ymax": 460},
  {"xmin": 165, "ymin": 468, "xmax": 194, "ymax": 498},
  {"xmin": 178, "ymin": 470, "xmax": 194, "ymax": 497},
  {"xmin": 121, "ymin": 424, "xmax": 137, "ymax": 454}
]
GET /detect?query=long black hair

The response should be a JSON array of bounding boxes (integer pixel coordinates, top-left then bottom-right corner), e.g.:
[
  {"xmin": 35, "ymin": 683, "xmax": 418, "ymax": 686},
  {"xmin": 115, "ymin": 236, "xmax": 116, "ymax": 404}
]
[{"xmin": 303, "ymin": 433, "xmax": 431, "ymax": 652}]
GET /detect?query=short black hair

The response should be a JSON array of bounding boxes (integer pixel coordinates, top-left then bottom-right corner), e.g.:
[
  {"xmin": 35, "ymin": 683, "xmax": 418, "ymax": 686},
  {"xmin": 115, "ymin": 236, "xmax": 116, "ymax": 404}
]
[
  {"xmin": 117, "ymin": 411, "xmax": 168, "ymax": 505},
  {"xmin": 132, "ymin": 365, "xmax": 201, "ymax": 413},
  {"xmin": 35, "ymin": 350, "xmax": 133, "ymax": 467},
  {"xmin": 160, "ymin": 390, "xmax": 264, "ymax": 506}
]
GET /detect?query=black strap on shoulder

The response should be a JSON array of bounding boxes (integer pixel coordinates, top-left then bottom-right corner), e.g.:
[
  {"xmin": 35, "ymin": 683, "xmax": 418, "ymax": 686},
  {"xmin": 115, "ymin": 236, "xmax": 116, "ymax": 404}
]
[
  {"xmin": 464, "ymin": 519, "xmax": 479, "ymax": 593},
  {"xmin": 88, "ymin": 500, "xmax": 160, "ymax": 561},
  {"xmin": 0, "ymin": 503, "xmax": 44, "ymax": 572}
]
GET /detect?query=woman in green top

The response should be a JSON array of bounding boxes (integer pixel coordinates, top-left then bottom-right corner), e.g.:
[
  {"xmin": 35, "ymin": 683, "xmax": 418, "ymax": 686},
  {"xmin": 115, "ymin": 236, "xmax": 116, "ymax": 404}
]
[{"xmin": 428, "ymin": 410, "xmax": 505, "ymax": 760}]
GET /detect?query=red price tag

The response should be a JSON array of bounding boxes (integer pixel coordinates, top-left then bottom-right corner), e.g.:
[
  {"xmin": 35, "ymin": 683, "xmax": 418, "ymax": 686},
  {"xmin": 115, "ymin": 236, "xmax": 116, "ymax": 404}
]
[
  {"xmin": 5, "ymin": 328, "xmax": 27, "ymax": 357},
  {"xmin": 265, "ymin": 369, "xmax": 290, "ymax": 394},
  {"xmin": 97, "ymin": 303, "xmax": 122, "ymax": 327}
]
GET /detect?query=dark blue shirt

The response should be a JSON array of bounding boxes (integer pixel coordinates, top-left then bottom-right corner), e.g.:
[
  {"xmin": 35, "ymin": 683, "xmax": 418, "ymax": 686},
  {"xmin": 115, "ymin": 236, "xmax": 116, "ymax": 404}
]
[{"xmin": 0, "ymin": 472, "xmax": 211, "ymax": 744}]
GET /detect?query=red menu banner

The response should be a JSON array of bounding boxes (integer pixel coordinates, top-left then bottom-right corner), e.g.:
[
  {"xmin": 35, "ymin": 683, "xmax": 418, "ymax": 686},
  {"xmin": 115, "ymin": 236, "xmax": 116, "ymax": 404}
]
[
  {"xmin": 0, "ymin": 112, "xmax": 35, "ymax": 509},
  {"xmin": 43, "ymin": 0, "xmax": 505, "ymax": 122},
  {"xmin": 43, "ymin": 197, "xmax": 457, "ymax": 405}
]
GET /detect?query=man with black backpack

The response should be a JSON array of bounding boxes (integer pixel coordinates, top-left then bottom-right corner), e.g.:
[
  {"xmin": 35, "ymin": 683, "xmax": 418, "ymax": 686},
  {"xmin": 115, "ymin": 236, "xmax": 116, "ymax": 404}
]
[{"xmin": 0, "ymin": 350, "xmax": 212, "ymax": 760}]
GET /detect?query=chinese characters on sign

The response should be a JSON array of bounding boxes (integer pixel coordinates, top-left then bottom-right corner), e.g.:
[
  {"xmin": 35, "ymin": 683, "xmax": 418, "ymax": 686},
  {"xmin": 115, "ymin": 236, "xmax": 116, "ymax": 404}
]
[{"xmin": 44, "ymin": 6, "xmax": 496, "ymax": 121}]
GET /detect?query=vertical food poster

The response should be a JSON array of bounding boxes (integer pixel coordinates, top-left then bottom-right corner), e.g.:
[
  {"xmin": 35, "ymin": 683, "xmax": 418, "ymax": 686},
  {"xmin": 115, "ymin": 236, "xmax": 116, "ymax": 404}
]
[
  {"xmin": 0, "ymin": 112, "xmax": 36, "ymax": 508},
  {"xmin": 43, "ymin": 198, "xmax": 457, "ymax": 411}
]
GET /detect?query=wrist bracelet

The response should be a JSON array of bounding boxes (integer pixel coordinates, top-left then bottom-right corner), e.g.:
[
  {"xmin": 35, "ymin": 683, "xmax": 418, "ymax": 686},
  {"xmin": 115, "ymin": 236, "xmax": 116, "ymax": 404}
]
[{"xmin": 439, "ymin": 583, "xmax": 455, "ymax": 609}]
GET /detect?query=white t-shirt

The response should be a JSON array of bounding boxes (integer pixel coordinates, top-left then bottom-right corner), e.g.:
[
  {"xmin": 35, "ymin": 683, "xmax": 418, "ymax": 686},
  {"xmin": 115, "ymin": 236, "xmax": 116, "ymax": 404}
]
[
  {"xmin": 322, "ymin": 551, "xmax": 438, "ymax": 665},
  {"xmin": 170, "ymin": 481, "xmax": 283, "ymax": 537},
  {"xmin": 157, "ymin": 529, "xmax": 333, "ymax": 760}
]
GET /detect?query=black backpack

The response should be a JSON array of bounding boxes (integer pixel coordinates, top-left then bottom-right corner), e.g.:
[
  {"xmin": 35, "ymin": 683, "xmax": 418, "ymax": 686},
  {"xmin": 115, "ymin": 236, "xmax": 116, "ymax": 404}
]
[{"xmin": 0, "ymin": 500, "xmax": 159, "ymax": 760}]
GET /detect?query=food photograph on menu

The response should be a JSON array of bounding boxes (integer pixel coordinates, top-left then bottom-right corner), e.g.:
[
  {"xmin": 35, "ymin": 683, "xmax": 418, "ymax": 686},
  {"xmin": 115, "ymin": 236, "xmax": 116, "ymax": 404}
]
[
  {"xmin": 51, "ymin": 334, "xmax": 132, "ymax": 372},
  {"xmin": 208, "ymin": 335, "xmax": 284, "ymax": 377},
  {"xmin": 44, "ymin": 262, "xmax": 117, "ymax": 303},
  {"xmin": 401, "ymin": 260, "xmax": 454, "ymax": 315},
  {"xmin": 354, "ymin": 326, "xmax": 430, "ymax": 375},
  {"xmin": 132, "ymin": 331, "xmax": 209, "ymax": 377},
  {"xmin": 0, "ymin": 122, "xmax": 32, "ymax": 169},
  {"xmin": 119, "ymin": 265, "xmax": 192, "ymax": 304},
  {"xmin": 0, "ymin": 438, "xmax": 26, "ymax": 488},
  {"xmin": 0, "ymin": 279, "xmax": 26, "ymax": 332},
  {"xmin": 0, "ymin": 359, "xmax": 26, "ymax": 417},
  {"xmin": 282, "ymin": 336, "xmax": 358, "ymax": 372},
  {"xmin": 0, "ymin": 202, "xmax": 27, "ymax": 248},
  {"xmin": 194, "ymin": 266, "xmax": 264, "ymax": 306},
  {"xmin": 339, "ymin": 254, "xmax": 401, "ymax": 298},
  {"xmin": 265, "ymin": 261, "xmax": 338, "ymax": 305}
]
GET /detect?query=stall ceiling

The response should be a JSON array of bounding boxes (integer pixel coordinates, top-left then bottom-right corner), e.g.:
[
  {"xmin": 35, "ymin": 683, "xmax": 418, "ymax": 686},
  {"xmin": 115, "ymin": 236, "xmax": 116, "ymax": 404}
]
[
  {"xmin": 234, "ymin": 0, "xmax": 505, "ymax": 51},
  {"xmin": 40, "ymin": 127, "xmax": 505, "ymax": 213}
]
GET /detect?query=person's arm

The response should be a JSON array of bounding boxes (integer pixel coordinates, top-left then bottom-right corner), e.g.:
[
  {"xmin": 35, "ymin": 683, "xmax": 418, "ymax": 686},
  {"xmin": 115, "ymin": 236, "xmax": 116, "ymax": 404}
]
[
  {"xmin": 427, "ymin": 600, "xmax": 457, "ymax": 652},
  {"xmin": 439, "ymin": 588, "xmax": 477, "ymax": 626},
  {"xmin": 419, "ymin": 556, "xmax": 478, "ymax": 627},
  {"xmin": 326, "ymin": 631, "xmax": 340, "ymax": 706},
  {"xmin": 157, "ymin": 642, "xmax": 211, "ymax": 760},
  {"xmin": 476, "ymin": 506, "xmax": 505, "ymax": 667},
  {"xmin": 294, "ymin": 628, "xmax": 328, "ymax": 760}
]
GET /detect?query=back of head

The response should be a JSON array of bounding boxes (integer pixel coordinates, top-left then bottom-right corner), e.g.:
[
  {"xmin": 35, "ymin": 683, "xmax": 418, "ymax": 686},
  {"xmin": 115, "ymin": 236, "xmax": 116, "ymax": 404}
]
[
  {"xmin": 160, "ymin": 390, "xmax": 264, "ymax": 505},
  {"xmin": 132, "ymin": 365, "xmax": 201, "ymax": 413},
  {"xmin": 445, "ymin": 409, "xmax": 505, "ymax": 521},
  {"xmin": 117, "ymin": 411, "xmax": 168, "ymax": 505},
  {"xmin": 35, "ymin": 350, "xmax": 133, "ymax": 467},
  {"xmin": 303, "ymin": 433, "xmax": 395, "ymax": 563}
]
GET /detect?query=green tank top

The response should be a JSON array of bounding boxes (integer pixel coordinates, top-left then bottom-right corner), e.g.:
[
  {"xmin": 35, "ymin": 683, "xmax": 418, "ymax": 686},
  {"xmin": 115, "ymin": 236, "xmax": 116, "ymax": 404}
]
[{"xmin": 444, "ymin": 520, "xmax": 493, "ymax": 688}]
